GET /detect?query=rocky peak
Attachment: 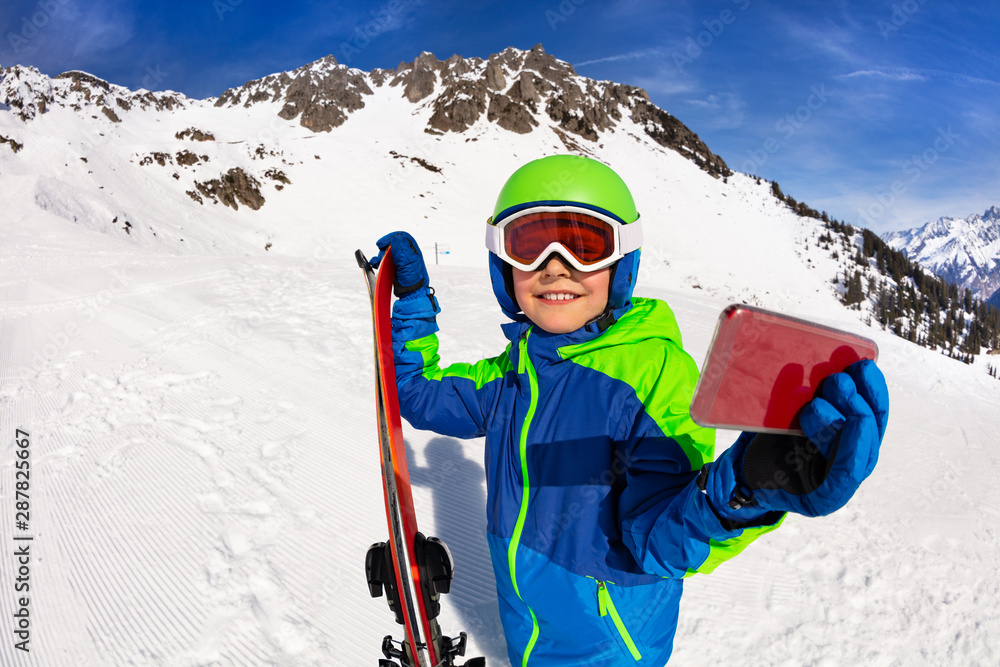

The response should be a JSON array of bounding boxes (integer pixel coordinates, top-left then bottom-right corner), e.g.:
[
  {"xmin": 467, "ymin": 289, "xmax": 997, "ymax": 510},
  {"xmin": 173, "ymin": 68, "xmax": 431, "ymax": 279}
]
[
  {"xmin": 402, "ymin": 44, "xmax": 730, "ymax": 178},
  {"xmin": 0, "ymin": 64, "xmax": 187, "ymax": 122},
  {"xmin": 214, "ymin": 55, "xmax": 372, "ymax": 133},
  {"xmin": 393, "ymin": 51, "xmax": 443, "ymax": 103},
  {"xmin": 1, "ymin": 46, "xmax": 732, "ymax": 180},
  {"xmin": 976, "ymin": 205, "xmax": 1000, "ymax": 226}
]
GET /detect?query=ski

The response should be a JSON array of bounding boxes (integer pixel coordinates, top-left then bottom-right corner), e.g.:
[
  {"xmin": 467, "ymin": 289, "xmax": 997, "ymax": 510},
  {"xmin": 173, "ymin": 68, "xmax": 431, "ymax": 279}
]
[{"xmin": 356, "ymin": 248, "xmax": 485, "ymax": 667}]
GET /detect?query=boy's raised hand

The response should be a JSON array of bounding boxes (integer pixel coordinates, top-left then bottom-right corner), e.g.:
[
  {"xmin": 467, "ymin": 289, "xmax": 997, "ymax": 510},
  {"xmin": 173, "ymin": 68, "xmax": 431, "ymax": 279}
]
[
  {"xmin": 372, "ymin": 231, "xmax": 431, "ymax": 298},
  {"xmin": 371, "ymin": 231, "xmax": 440, "ymax": 320},
  {"xmin": 703, "ymin": 359, "xmax": 889, "ymax": 519}
]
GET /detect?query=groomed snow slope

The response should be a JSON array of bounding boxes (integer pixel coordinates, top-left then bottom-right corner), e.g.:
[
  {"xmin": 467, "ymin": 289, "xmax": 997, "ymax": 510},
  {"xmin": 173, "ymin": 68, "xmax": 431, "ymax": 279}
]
[{"xmin": 2, "ymin": 72, "xmax": 999, "ymax": 666}]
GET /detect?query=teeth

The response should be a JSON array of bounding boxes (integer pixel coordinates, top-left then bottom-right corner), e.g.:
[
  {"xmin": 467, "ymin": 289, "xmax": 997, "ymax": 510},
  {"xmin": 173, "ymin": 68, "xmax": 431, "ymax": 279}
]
[{"xmin": 540, "ymin": 293, "xmax": 579, "ymax": 301}]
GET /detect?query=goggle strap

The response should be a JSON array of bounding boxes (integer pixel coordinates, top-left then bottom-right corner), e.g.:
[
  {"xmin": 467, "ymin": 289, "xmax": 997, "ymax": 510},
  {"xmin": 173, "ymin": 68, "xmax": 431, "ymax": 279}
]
[
  {"xmin": 485, "ymin": 223, "xmax": 502, "ymax": 255},
  {"xmin": 618, "ymin": 218, "xmax": 643, "ymax": 254}
]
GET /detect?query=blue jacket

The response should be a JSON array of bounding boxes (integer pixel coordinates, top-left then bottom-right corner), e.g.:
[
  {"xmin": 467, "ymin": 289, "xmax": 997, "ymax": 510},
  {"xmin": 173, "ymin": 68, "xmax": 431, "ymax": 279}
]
[{"xmin": 393, "ymin": 297, "xmax": 783, "ymax": 665}]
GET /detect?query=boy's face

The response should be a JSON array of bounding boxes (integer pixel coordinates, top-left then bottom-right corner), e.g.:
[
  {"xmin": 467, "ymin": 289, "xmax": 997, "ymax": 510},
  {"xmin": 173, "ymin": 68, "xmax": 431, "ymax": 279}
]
[{"xmin": 511, "ymin": 255, "xmax": 611, "ymax": 334}]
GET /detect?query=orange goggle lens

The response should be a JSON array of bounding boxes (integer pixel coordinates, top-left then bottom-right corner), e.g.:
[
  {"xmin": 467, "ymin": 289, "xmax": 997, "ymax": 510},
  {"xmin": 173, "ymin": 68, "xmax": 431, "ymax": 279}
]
[{"xmin": 503, "ymin": 211, "xmax": 616, "ymax": 267}]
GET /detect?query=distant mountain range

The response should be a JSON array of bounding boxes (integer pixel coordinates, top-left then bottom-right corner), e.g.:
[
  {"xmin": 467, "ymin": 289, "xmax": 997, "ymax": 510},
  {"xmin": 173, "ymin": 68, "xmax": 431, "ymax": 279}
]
[{"xmin": 882, "ymin": 206, "xmax": 1000, "ymax": 307}]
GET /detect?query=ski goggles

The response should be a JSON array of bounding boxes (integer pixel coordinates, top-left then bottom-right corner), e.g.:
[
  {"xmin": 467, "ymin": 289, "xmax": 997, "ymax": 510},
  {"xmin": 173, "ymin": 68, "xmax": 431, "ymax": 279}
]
[{"xmin": 485, "ymin": 205, "xmax": 643, "ymax": 272}]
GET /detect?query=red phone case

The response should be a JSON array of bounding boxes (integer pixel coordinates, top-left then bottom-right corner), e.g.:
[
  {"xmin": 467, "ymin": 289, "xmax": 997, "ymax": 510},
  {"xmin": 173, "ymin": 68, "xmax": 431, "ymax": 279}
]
[{"xmin": 690, "ymin": 304, "xmax": 879, "ymax": 434}]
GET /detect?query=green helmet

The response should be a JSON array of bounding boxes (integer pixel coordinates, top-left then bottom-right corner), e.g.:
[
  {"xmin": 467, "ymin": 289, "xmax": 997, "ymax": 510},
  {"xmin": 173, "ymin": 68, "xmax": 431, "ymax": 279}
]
[
  {"xmin": 491, "ymin": 154, "xmax": 639, "ymax": 224},
  {"xmin": 487, "ymin": 155, "xmax": 642, "ymax": 321}
]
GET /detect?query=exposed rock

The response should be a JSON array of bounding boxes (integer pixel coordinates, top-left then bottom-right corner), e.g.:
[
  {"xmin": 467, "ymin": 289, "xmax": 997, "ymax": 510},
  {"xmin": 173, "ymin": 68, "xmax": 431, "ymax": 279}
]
[
  {"xmin": 138, "ymin": 152, "xmax": 173, "ymax": 167},
  {"xmin": 58, "ymin": 70, "xmax": 111, "ymax": 94},
  {"xmin": 193, "ymin": 168, "xmax": 265, "ymax": 210},
  {"xmin": 250, "ymin": 144, "xmax": 283, "ymax": 160},
  {"xmin": 216, "ymin": 56, "xmax": 371, "ymax": 133},
  {"xmin": 632, "ymin": 100, "xmax": 732, "ymax": 179},
  {"xmin": 523, "ymin": 43, "xmax": 578, "ymax": 83},
  {"xmin": 508, "ymin": 71, "xmax": 540, "ymax": 107},
  {"xmin": 277, "ymin": 59, "xmax": 372, "ymax": 131},
  {"xmin": 1, "ymin": 134, "xmax": 23, "ymax": 153},
  {"xmin": 389, "ymin": 150, "xmax": 442, "ymax": 173},
  {"xmin": 369, "ymin": 68, "xmax": 393, "ymax": 87},
  {"xmin": 485, "ymin": 58, "xmax": 506, "ymax": 91},
  {"xmin": 175, "ymin": 150, "xmax": 201, "ymax": 166},
  {"xmin": 427, "ymin": 79, "xmax": 488, "ymax": 133},
  {"xmin": 488, "ymin": 94, "xmax": 537, "ymax": 134},
  {"xmin": 0, "ymin": 65, "xmax": 188, "ymax": 122},
  {"xmin": 546, "ymin": 94, "xmax": 598, "ymax": 142},
  {"xmin": 175, "ymin": 127, "xmax": 216, "ymax": 141},
  {"xmin": 396, "ymin": 51, "xmax": 442, "ymax": 103},
  {"xmin": 101, "ymin": 106, "xmax": 121, "ymax": 123},
  {"xmin": 264, "ymin": 168, "xmax": 291, "ymax": 184},
  {"xmin": 551, "ymin": 126, "xmax": 587, "ymax": 154},
  {"xmin": 444, "ymin": 54, "xmax": 472, "ymax": 78},
  {"xmin": 215, "ymin": 71, "xmax": 293, "ymax": 107}
]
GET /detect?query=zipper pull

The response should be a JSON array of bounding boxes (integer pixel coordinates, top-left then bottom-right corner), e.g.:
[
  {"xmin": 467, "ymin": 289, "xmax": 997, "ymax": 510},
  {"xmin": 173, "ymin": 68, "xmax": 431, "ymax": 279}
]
[
  {"xmin": 597, "ymin": 581, "xmax": 609, "ymax": 617},
  {"xmin": 518, "ymin": 331, "xmax": 529, "ymax": 374}
]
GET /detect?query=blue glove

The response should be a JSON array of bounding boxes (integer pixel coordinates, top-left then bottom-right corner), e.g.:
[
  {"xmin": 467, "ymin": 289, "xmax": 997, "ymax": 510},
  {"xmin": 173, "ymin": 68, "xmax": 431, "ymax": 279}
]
[
  {"xmin": 702, "ymin": 359, "xmax": 888, "ymax": 520},
  {"xmin": 371, "ymin": 231, "xmax": 431, "ymax": 298},
  {"xmin": 371, "ymin": 231, "xmax": 440, "ymax": 322}
]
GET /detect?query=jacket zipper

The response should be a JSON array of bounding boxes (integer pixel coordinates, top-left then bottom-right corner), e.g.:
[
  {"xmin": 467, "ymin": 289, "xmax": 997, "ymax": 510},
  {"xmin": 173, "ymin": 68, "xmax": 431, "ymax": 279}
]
[
  {"xmin": 510, "ymin": 331, "xmax": 539, "ymax": 665},
  {"xmin": 597, "ymin": 580, "xmax": 642, "ymax": 661}
]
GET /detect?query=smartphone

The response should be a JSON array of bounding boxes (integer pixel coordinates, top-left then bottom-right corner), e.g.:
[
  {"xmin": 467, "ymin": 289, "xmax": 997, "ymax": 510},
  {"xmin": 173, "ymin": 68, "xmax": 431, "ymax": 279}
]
[{"xmin": 689, "ymin": 304, "xmax": 879, "ymax": 435}]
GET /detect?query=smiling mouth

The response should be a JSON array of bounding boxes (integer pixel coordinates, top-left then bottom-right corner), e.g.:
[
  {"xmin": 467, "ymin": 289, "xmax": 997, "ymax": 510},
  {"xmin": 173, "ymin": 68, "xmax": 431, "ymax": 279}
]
[{"xmin": 537, "ymin": 292, "xmax": 581, "ymax": 302}]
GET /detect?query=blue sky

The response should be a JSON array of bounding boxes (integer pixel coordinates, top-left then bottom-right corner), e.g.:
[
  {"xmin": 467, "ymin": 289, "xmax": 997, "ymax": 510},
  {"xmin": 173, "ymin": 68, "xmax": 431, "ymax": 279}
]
[{"xmin": 2, "ymin": 0, "xmax": 998, "ymax": 233}]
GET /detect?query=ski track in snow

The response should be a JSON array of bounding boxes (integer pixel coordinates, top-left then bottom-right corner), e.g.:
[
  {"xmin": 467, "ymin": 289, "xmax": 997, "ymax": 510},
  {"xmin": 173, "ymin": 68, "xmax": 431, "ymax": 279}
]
[
  {"xmin": 4, "ymin": 247, "xmax": 999, "ymax": 666},
  {"xmin": 0, "ymin": 254, "xmax": 440, "ymax": 666}
]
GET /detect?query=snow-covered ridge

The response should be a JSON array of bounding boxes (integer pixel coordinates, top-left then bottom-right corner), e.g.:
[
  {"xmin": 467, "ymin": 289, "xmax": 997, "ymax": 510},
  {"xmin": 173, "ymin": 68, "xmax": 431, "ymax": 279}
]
[
  {"xmin": 882, "ymin": 205, "xmax": 1000, "ymax": 302},
  {"xmin": 2, "ymin": 45, "xmax": 730, "ymax": 179},
  {"xmin": 0, "ymin": 65, "xmax": 192, "ymax": 122}
]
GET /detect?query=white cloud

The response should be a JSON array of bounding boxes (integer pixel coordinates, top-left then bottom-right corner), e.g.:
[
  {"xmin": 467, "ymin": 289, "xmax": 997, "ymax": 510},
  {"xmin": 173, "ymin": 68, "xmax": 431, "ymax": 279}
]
[
  {"xmin": 575, "ymin": 48, "xmax": 672, "ymax": 68},
  {"xmin": 0, "ymin": 0, "xmax": 135, "ymax": 73},
  {"xmin": 840, "ymin": 67, "xmax": 1000, "ymax": 88},
  {"xmin": 680, "ymin": 91, "xmax": 746, "ymax": 129},
  {"xmin": 840, "ymin": 68, "xmax": 926, "ymax": 82}
]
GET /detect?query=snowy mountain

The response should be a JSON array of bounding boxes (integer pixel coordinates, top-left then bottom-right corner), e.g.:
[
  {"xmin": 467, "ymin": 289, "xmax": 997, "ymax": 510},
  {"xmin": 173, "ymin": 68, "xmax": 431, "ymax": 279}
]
[
  {"xmin": 0, "ymin": 44, "xmax": 735, "ymax": 258},
  {"xmin": 881, "ymin": 206, "xmax": 1000, "ymax": 304},
  {"xmin": 2, "ymin": 46, "xmax": 1000, "ymax": 666}
]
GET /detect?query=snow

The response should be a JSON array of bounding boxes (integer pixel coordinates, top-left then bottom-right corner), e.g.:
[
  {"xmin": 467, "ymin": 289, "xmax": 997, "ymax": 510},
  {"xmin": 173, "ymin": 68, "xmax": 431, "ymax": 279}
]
[
  {"xmin": 2, "ymin": 65, "xmax": 1000, "ymax": 666},
  {"xmin": 883, "ymin": 207, "xmax": 1000, "ymax": 294}
]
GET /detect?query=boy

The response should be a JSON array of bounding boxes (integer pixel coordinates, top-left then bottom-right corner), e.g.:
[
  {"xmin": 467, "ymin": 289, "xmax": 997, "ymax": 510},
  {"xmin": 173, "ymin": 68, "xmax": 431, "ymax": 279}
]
[{"xmin": 371, "ymin": 155, "xmax": 888, "ymax": 665}]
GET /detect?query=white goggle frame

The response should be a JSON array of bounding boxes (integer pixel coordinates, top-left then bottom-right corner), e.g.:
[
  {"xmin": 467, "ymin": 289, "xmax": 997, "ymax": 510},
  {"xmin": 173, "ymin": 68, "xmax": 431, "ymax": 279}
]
[{"xmin": 485, "ymin": 205, "xmax": 643, "ymax": 273}]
